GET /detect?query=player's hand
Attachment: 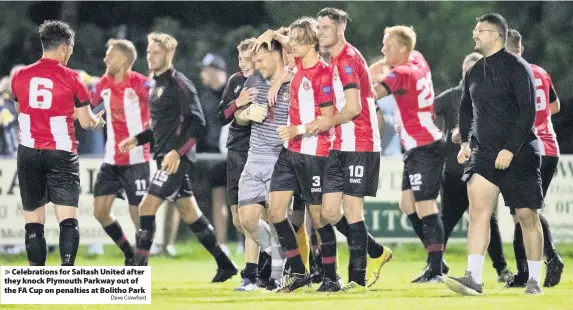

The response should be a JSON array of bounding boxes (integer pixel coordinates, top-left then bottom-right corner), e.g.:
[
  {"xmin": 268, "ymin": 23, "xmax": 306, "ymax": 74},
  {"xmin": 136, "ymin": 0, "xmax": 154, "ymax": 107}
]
[
  {"xmin": 92, "ymin": 110, "xmax": 106, "ymax": 130},
  {"xmin": 118, "ymin": 137, "xmax": 137, "ymax": 153},
  {"xmin": 457, "ymin": 142, "xmax": 471, "ymax": 164},
  {"xmin": 239, "ymin": 104, "xmax": 268, "ymax": 123},
  {"xmin": 161, "ymin": 150, "xmax": 181, "ymax": 175},
  {"xmin": 451, "ymin": 127, "xmax": 461, "ymax": 144},
  {"xmin": 495, "ymin": 149, "xmax": 514, "ymax": 170},
  {"xmin": 277, "ymin": 125, "xmax": 300, "ymax": 142},
  {"xmin": 307, "ymin": 116, "xmax": 334, "ymax": 135},
  {"xmin": 255, "ymin": 30, "xmax": 275, "ymax": 53},
  {"xmin": 268, "ymin": 79, "xmax": 283, "ymax": 106},
  {"xmin": 236, "ymin": 87, "xmax": 256, "ymax": 108}
]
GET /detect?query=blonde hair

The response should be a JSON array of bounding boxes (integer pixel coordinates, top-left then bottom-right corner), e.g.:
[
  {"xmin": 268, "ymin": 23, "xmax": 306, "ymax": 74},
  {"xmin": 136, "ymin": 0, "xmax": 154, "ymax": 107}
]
[
  {"xmin": 147, "ymin": 32, "xmax": 178, "ymax": 51},
  {"xmin": 106, "ymin": 39, "xmax": 137, "ymax": 66},
  {"xmin": 237, "ymin": 38, "xmax": 256, "ymax": 53},
  {"xmin": 289, "ymin": 17, "xmax": 320, "ymax": 50},
  {"xmin": 384, "ymin": 26, "xmax": 416, "ymax": 52}
]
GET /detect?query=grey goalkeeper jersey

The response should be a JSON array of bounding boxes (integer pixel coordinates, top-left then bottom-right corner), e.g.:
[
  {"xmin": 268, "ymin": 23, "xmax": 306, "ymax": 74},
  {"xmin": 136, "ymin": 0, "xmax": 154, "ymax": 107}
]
[{"xmin": 244, "ymin": 73, "xmax": 290, "ymax": 160}]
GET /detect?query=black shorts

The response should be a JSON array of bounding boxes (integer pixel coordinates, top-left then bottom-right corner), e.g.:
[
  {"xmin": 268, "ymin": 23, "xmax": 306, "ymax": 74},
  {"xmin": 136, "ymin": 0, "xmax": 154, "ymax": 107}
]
[
  {"xmin": 540, "ymin": 155, "xmax": 558, "ymax": 198},
  {"xmin": 510, "ymin": 155, "xmax": 558, "ymax": 215},
  {"xmin": 210, "ymin": 160, "xmax": 227, "ymax": 188},
  {"xmin": 17, "ymin": 145, "xmax": 80, "ymax": 211},
  {"xmin": 402, "ymin": 140, "xmax": 445, "ymax": 201},
  {"xmin": 147, "ymin": 158, "xmax": 194, "ymax": 202},
  {"xmin": 227, "ymin": 150, "xmax": 248, "ymax": 206},
  {"xmin": 323, "ymin": 150, "xmax": 380, "ymax": 198},
  {"xmin": 270, "ymin": 148, "xmax": 327, "ymax": 205},
  {"xmin": 93, "ymin": 162, "xmax": 150, "ymax": 206},
  {"xmin": 463, "ymin": 150, "xmax": 543, "ymax": 211}
]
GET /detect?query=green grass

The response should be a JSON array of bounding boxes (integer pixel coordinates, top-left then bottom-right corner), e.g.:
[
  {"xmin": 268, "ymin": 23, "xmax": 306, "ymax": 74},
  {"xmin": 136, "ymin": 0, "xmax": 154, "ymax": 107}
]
[{"xmin": 1, "ymin": 242, "xmax": 572, "ymax": 310}]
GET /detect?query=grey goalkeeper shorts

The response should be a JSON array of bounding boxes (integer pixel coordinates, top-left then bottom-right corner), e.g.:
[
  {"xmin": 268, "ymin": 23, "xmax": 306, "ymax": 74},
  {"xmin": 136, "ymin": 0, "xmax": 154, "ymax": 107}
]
[{"xmin": 238, "ymin": 156, "xmax": 278, "ymax": 207}]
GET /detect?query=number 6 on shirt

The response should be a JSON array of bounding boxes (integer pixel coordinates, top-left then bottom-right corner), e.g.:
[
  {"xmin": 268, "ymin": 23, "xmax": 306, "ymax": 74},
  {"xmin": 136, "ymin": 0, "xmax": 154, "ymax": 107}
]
[
  {"xmin": 29, "ymin": 77, "xmax": 53, "ymax": 109},
  {"xmin": 534, "ymin": 78, "xmax": 547, "ymax": 112}
]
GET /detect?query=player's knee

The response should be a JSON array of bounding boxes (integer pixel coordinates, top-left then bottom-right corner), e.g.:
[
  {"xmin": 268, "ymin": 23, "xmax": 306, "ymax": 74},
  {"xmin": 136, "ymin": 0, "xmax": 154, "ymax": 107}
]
[
  {"xmin": 321, "ymin": 206, "xmax": 342, "ymax": 225},
  {"xmin": 516, "ymin": 209, "xmax": 539, "ymax": 229},
  {"xmin": 468, "ymin": 203, "xmax": 492, "ymax": 222},
  {"xmin": 92, "ymin": 205, "xmax": 110, "ymax": 223},
  {"xmin": 239, "ymin": 215, "xmax": 259, "ymax": 234}
]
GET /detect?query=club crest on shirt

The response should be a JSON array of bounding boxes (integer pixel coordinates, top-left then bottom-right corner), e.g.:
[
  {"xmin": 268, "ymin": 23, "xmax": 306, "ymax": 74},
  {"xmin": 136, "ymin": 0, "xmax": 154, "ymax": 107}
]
[
  {"xmin": 303, "ymin": 80, "xmax": 311, "ymax": 90},
  {"xmin": 156, "ymin": 87, "xmax": 164, "ymax": 98},
  {"xmin": 234, "ymin": 85, "xmax": 241, "ymax": 94},
  {"xmin": 125, "ymin": 88, "xmax": 137, "ymax": 100},
  {"xmin": 282, "ymin": 92, "xmax": 289, "ymax": 101}
]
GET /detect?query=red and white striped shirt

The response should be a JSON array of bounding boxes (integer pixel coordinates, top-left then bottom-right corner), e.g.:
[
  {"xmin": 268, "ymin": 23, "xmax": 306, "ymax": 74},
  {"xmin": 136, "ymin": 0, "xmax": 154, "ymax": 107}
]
[
  {"xmin": 11, "ymin": 58, "xmax": 91, "ymax": 153},
  {"xmin": 91, "ymin": 72, "xmax": 151, "ymax": 165},
  {"xmin": 330, "ymin": 43, "xmax": 381, "ymax": 152},
  {"xmin": 382, "ymin": 53, "xmax": 442, "ymax": 151},
  {"xmin": 531, "ymin": 64, "xmax": 559, "ymax": 157},
  {"xmin": 287, "ymin": 58, "xmax": 333, "ymax": 157}
]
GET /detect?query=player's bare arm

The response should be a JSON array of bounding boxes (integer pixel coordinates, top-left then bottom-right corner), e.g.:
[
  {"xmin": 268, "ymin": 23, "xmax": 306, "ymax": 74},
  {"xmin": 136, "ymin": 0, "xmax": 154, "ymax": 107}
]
[
  {"xmin": 550, "ymin": 99, "xmax": 560, "ymax": 114},
  {"xmin": 309, "ymin": 88, "xmax": 360, "ymax": 134},
  {"xmin": 549, "ymin": 83, "xmax": 560, "ymax": 114},
  {"xmin": 268, "ymin": 70, "xmax": 294, "ymax": 106},
  {"xmin": 548, "ymin": 79, "xmax": 560, "ymax": 114},
  {"xmin": 76, "ymin": 105, "xmax": 105, "ymax": 130}
]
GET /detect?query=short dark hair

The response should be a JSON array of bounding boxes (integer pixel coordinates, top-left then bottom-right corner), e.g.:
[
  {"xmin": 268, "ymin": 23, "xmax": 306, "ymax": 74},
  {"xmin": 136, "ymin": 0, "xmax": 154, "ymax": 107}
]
[
  {"xmin": 476, "ymin": 13, "xmax": 508, "ymax": 43},
  {"xmin": 257, "ymin": 40, "xmax": 284, "ymax": 59},
  {"xmin": 506, "ymin": 29, "xmax": 522, "ymax": 52},
  {"xmin": 39, "ymin": 20, "xmax": 75, "ymax": 51},
  {"xmin": 317, "ymin": 8, "xmax": 351, "ymax": 25}
]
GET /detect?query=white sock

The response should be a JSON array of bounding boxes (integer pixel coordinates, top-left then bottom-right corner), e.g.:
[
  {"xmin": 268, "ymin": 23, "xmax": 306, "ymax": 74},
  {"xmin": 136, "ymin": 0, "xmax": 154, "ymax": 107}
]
[
  {"xmin": 468, "ymin": 255, "xmax": 485, "ymax": 284},
  {"xmin": 527, "ymin": 260, "xmax": 542, "ymax": 282}
]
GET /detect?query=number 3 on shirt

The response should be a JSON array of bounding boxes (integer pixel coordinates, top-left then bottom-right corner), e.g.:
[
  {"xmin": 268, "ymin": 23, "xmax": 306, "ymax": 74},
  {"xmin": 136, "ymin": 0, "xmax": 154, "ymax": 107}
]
[
  {"xmin": 534, "ymin": 79, "xmax": 547, "ymax": 112},
  {"xmin": 29, "ymin": 77, "xmax": 53, "ymax": 109},
  {"xmin": 416, "ymin": 72, "xmax": 434, "ymax": 109}
]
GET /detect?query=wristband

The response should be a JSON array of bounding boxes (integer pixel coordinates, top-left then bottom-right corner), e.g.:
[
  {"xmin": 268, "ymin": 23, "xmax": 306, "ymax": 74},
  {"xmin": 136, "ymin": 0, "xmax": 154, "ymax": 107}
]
[{"xmin": 296, "ymin": 125, "xmax": 306, "ymax": 135}]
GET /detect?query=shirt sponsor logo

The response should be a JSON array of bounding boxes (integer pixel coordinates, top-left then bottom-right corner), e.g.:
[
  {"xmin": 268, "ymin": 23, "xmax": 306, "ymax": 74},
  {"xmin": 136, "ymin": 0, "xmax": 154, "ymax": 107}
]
[
  {"xmin": 322, "ymin": 86, "xmax": 332, "ymax": 94},
  {"xmin": 344, "ymin": 66, "xmax": 353, "ymax": 74}
]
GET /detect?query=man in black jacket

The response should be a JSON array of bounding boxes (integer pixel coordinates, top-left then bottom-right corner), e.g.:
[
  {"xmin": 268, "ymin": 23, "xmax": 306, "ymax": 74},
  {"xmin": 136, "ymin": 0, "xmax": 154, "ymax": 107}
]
[
  {"xmin": 445, "ymin": 13, "xmax": 544, "ymax": 296},
  {"xmin": 119, "ymin": 33, "xmax": 237, "ymax": 282},
  {"xmin": 435, "ymin": 52, "xmax": 512, "ymax": 283}
]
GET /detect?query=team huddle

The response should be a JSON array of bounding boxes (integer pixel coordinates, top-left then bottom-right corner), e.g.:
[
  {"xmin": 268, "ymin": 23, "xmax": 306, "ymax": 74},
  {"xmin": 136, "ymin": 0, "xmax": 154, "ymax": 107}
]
[{"xmin": 12, "ymin": 8, "xmax": 563, "ymax": 297}]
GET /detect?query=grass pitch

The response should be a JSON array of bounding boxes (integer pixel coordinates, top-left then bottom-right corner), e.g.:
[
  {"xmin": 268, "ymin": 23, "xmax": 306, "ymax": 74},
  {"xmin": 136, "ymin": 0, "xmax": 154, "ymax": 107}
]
[{"xmin": 1, "ymin": 242, "xmax": 571, "ymax": 310}]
